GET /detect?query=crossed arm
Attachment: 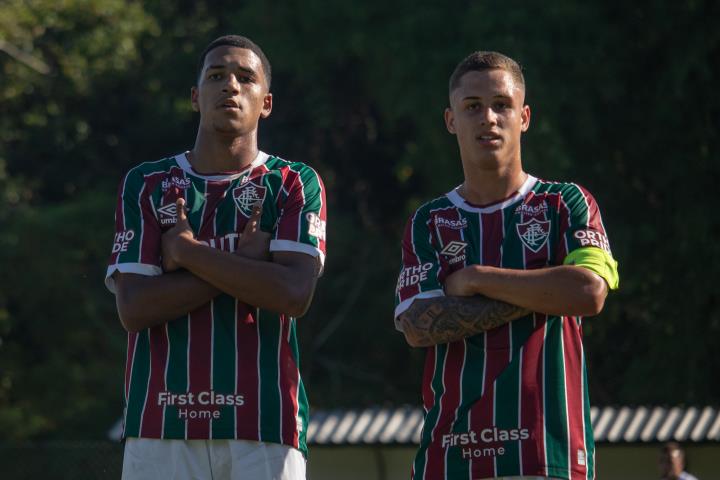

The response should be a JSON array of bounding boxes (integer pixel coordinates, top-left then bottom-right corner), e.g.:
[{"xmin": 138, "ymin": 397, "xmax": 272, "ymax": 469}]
[
  {"xmin": 397, "ymin": 264, "xmax": 608, "ymax": 347},
  {"xmin": 115, "ymin": 199, "xmax": 320, "ymax": 333}
]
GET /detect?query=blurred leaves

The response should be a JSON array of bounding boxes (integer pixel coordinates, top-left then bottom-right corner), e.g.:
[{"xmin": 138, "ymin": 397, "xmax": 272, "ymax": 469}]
[{"xmin": 0, "ymin": 191, "xmax": 120, "ymax": 440}]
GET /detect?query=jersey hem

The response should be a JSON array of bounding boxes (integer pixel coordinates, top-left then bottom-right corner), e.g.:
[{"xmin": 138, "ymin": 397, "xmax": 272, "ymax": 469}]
[
  {"xmin": 123, "ymin": 432, "xmax": 308, "ymax": 457},
  {"xmin": 393, "ymin": 289, "xmax": 445, "ymax": 324},
  {"xmin": 105, "ymin": 263, "xmax": 163, "ymax": 293}
]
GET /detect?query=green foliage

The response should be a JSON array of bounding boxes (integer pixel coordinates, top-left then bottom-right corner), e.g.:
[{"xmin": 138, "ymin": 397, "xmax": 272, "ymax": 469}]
[
  {"xmin": 0, "ymin": 0, "xmax": 718, "ymax": 440},
  {"xmin": 0, "ymin": 192, "xmax": 121, "ymax": 440}
]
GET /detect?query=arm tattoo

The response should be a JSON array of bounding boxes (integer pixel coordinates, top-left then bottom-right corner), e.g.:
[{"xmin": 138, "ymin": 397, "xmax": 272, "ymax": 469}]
[{"xmin": 398, "ymin": 296, "xmax": 530, "ymax": 347}]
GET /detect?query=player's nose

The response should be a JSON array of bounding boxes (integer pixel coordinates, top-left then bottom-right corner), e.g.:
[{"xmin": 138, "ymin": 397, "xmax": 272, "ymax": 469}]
[
  {"xmin": 478, "ymin": 106, "xmax": 497, "ymax": 126},
  {"xmin": 222, "ymin": 74, "xmax": 241, "ymax": 94}
]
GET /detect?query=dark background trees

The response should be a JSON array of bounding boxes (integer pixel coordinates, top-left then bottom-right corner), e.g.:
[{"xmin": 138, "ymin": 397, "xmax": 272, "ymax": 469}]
[{"xmin": 1, "ymin": 0, "xmax": 718, "ymax": 440}]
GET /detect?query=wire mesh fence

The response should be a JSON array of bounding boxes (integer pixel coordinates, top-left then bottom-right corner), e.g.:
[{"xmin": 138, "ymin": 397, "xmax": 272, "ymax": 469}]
[{"xmin": 0, "ymin": 441, "xmax": 123, "ymax": 479}]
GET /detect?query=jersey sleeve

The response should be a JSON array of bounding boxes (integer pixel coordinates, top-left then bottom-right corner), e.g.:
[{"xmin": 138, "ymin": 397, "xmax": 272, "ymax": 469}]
[
  {"xmin": 105, "ymin": 168, "xmax": 162, "ymax": 293},
  {"xmin": 559, "ymin": 184, "xmax": 619, "ymax": 290},
  {"xmin": 269, "ymin": 165, "xmax": 327, "ymax": 268},
  {"xmin": 394, "ymin": 209, "xmax": 444, "ymax": 324}
]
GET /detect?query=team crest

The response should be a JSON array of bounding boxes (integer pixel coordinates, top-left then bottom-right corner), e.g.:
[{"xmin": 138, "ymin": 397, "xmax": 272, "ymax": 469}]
[
  {"xmin": 233, "ymin": 182, "xmax": 267, "ymax": 217},
  {"xmin": 516, "ymin": 218, "xmax": 550, "ymax": 253}
]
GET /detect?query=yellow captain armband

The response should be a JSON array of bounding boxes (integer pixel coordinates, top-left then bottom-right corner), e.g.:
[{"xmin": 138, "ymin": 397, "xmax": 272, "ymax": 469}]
[{"xmin": 563, "ymin": 247, "xmax": 619, "ymax": 290}]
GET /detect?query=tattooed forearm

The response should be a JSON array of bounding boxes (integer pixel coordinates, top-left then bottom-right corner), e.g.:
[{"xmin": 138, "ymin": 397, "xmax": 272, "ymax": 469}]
[{"xmin": 397, "ymin": 296, "xmax": 530, "ymax": 347}]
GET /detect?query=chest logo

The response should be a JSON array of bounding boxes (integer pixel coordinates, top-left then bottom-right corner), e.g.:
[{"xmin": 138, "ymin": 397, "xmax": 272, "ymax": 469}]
[
  {"xmin": 516, "ymin": 218, "xmax": 550, "ymax": 253},
  {"xmin": 440, "ymin": 240, "xmax": 467, "ymax": 265},
  {"xmin": 435, "ymin": 216, "xmax": 468, "ymax": 230},
  {"xmin": 161, "ymin": 176, "xmax": 192, "ymax": 191},
  {"xmin": 233, "ymin": 182, "xmax": 267, "ymax": 217},
  {"xmin": 440, "ymin": 240, "xmax": 467, "ymax": 257},
  {"xmin": 157, "ymin": 202, "xmax": 178, "ymax": 226}
]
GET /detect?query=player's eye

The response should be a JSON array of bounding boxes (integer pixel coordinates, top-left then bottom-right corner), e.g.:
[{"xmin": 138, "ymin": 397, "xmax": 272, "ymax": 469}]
[
  {"xmin": 493, "ymin": 102, "xmax": 509, "ymax": 110},
  {"xmin": 208, "ymin": 73, "xmax": 222, "ymax": 80},
  {"xmin": 466, "ymin": 103, "xmax": 480, "ymax": 111}
]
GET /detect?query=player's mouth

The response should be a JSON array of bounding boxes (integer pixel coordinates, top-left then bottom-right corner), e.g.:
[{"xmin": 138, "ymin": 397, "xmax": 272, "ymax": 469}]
[
  {"xmin": 217, "ymin": 98, "xmax": 241, "ymax": 111},
  {"xmin": 476, "ymin": 133, "xmax": 502, "ymax": 147}
]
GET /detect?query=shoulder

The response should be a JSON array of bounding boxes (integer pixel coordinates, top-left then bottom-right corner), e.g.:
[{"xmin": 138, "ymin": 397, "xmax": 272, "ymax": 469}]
[
  {"xmin": 533, "ymin": 178, "xmax": 589, "ymax": 197},
  {"xmin": 532, "ymin": 178, "xmax": 601, "ymax": 208},
  {"xmin": 121, "ymin": 155, "xmax": 179, "ymax": 186},
  {"xmin": 416, "ymin": 193, "xmax": 455, "ymax": 216},
  {"xmin": 265, "ymin": 155, "xmax": 322, "ymax": 178},
  {"xmin": 406, "ymin": 193, "xmax": 454, "ymax": 226},
  {"xmin": 117, "ymin": 155, "xmax": 187, "ymax": 198},
  {"xmin": 264, "ymin": 155, "xmax": 325, "ymax": 194}
]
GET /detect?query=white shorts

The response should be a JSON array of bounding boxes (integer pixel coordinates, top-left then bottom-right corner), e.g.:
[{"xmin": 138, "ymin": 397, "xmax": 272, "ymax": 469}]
[{"xmin": 121, "ymin": 437, "xmax": 306, "ymax": 480}]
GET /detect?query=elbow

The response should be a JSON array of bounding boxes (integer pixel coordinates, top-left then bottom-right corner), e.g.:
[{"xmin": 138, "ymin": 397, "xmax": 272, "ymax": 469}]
[
  {"xmin": 397, "ymin": 316, "xmax": 431, "ymax": 348},
  {"xmin": 404, "ymin": 332, "xmax": 427, "ymax": 348},
  {"xmin": 120, "ymin": 317, "xmax": 144, "ymax": 334},
  {"xmin": 579, "ymin": 275, "xmax": 607, "ymax": 316},
  {"xmin": 403, "ymin": 329, "xmax": 433, "ymax": 348},
  {"xmin": 116, "ymin": 301, "xmax": 145, "ymax": 333},
  {"xmin": 282, "ymin": 284, "xmax": 314, "ymax": 318},
  {"xmin": 115, "ymin": 287, "xmax": 147, "ymax": 333},
  {"xmin": 286, "ymin": 303, "xmax": 309, "ymax": 318}
]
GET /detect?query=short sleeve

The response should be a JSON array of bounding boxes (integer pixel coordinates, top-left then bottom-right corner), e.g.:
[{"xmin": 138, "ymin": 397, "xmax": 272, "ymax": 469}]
[
  {"xmin": 105, "ymin": 169, "xmax": 162, "ymax": 293},
  {"xmin": 269, "ymin": 165, "xmax": 327, "ymax": 268},
  {"xmin": 394, "ymin": 209, "xmax": 444, "ymax": 323},
  {"xmin": 559, "ymin": 184, "xmax": 619, "ymax": 289}
]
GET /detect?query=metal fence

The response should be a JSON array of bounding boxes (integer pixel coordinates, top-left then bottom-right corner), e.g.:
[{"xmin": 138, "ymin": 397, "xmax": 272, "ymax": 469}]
[{"xmin": 0, "ymin": 441, "xmax": 123, "ymax": 480}]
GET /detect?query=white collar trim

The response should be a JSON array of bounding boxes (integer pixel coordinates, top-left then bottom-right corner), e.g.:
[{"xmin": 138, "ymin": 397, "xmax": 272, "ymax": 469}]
[
  {"xmin": 446, "ymin": 175, "xmax": 538, "ymax": 213},
  {"xmin": 174, "ymin": 150, "xmax": 269, "ymax": 181}
]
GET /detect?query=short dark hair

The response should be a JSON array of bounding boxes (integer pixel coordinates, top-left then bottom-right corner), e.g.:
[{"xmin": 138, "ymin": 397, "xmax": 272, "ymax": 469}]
[
  {"xmin": 197, "ymin": 35, "xmax": 272, "ymax": 89},
  {"xmin": 662, "ymin": 442, "xmax": 684, "ymax": 456},
  {"xmin": 449, "ymin": 51, "xmax": 524, "ymax": 94}
]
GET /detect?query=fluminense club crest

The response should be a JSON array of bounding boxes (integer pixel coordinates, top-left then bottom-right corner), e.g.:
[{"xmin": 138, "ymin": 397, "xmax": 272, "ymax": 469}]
[
  {"xmin": 516, "ymin": 218, "xmax": 550, "ymax": 253},
  {"xmin": 233, "ymin": 182, "xmax": 267, "ymax": 217}
]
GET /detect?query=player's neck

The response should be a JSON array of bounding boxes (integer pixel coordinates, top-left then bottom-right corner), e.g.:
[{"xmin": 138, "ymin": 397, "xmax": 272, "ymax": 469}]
[
  {"xmin": 460, "ymin": 164, "xmax": 527, "ymax": 206},
  {"xmin": 190, "ymin": 130, "xmax": 259, "ymax": 174}
]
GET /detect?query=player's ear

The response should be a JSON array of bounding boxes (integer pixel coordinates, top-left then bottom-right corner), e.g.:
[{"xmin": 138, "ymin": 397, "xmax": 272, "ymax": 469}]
[
  {"xmin": 191, "ymin": 86, "xmax": 200, "ymax": 112},
  {"xmin": 444, "ymin": 107, "xmax": 456, "ymax": 134},
  {"xmin": 260, "ymin": 93, "xmax": 272, "ymax": 119},
  {"xmin": 521, "ymin": 104, "xmax": 531, "ymax": 132}
]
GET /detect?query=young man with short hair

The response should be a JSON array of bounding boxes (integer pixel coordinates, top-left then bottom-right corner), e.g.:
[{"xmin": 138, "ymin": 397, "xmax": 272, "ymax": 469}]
[
  {"xmin": 106, "ymin": 35, "xmax": 326, "ymax": 480},
  {"xmin": 395, "ymin": 51, "xmax": 619, "ymax": 479},
  {"xmin": 660, "ymin": 442, "xmax": 699, "ymax": 480}
]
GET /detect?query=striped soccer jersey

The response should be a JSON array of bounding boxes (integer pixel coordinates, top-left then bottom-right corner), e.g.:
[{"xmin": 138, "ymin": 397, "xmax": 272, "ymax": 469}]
[
  {"xmin": 105, "ymin": 151, "xmax": 326, "ymax": 456},
  {"xmin": 395, "ymin": 175, "xmax": 616, "ymax": 480}
]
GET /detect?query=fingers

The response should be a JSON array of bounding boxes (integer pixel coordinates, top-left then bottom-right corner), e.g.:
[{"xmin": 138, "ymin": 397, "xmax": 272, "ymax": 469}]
[
  {"xmin": 243, "ymin": 201, "xmax": 263, "ymax": 234},
  {"xmin": 175, "ymin": 197, "xmax": 188, "ymax": 224}
]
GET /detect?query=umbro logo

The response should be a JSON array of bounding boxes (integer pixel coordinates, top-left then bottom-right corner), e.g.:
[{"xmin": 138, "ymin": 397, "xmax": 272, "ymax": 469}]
[
  {"xmin": 157, "ymin": 203, "xmax": 177, "ymax": 217},
  {"xmin": 157, "ymin": 202, "xmax": 178, "ymax": 226},
  {"xmin": 440, "ymin": 241, "xmax": 466, "ymax": 257},
  {"xmin": 440, "ymin": 241, "xmax": 467, "ymax": 265}
]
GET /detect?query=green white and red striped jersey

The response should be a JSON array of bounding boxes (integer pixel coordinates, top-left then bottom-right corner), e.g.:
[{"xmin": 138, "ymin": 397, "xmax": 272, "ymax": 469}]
[
  {"xmin": 395, "ymin": 175, "xmax": 616, "ymax": 480},
  {"xmin": 105, "ymin": 151, "xmax": 326, "ymax": 456}
]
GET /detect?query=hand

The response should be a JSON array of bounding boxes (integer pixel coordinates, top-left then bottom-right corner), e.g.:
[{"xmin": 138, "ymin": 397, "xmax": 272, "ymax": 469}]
[
  {"xmin": 161, "ymin": 198, "xmax": 198, "ymax": 272},
  {"xmin": 444, "ymin": 265, "xmax": 482, "ymax": 296},
  {"xmin": 235, "ymin": 202, "xmax": 270, "ymax": 261}
]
